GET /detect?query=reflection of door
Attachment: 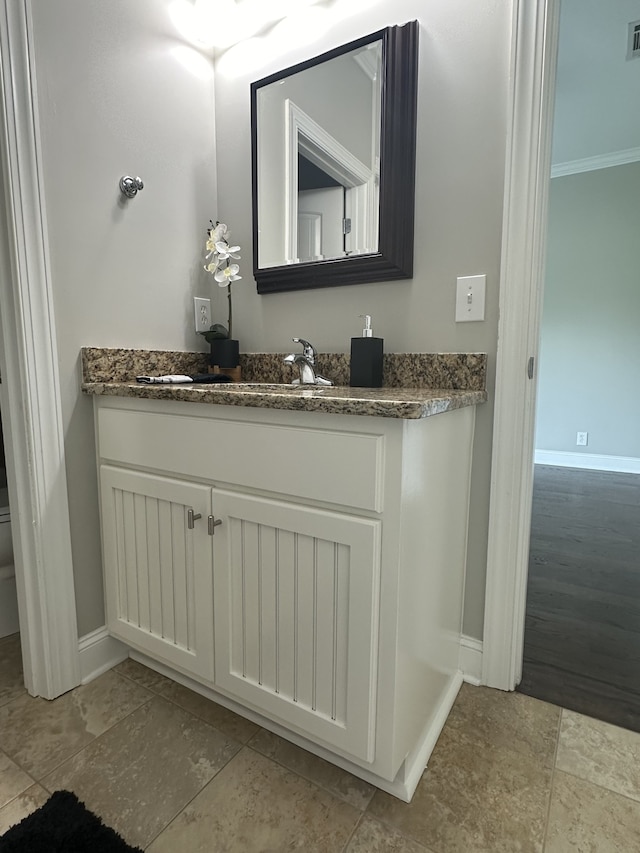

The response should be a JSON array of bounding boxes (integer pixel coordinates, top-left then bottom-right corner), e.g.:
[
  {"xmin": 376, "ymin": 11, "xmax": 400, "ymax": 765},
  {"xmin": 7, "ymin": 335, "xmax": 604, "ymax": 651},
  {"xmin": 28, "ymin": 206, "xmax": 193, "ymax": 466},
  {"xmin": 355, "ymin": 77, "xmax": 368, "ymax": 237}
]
[{"xmin": 298, "ymin": 187, "xmax": 344, "ymax": 262}]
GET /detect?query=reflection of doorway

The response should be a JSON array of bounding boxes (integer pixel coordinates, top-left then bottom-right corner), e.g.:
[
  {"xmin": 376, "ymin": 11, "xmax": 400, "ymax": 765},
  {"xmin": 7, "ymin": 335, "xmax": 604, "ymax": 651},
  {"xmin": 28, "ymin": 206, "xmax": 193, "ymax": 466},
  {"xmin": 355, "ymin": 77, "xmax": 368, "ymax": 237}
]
[
  {"xmin": 285, "ymin": 100, "xmax": 376, "ymax": 263},
  {"xmin": 298, "ymin": 187, "xmax": 343, "ymax": 261},
  {"xmin": 297, "ymin": 155, "xmax": 344, "ymax": 261}
]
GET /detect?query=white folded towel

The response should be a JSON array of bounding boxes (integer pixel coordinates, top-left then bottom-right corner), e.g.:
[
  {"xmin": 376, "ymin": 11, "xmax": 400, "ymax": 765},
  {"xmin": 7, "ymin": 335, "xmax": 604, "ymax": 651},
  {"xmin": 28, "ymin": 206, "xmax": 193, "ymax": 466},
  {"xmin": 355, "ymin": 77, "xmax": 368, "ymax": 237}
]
[{"xmin": 136, "ymin": 375, "xmax": 193, "ymax": 384}]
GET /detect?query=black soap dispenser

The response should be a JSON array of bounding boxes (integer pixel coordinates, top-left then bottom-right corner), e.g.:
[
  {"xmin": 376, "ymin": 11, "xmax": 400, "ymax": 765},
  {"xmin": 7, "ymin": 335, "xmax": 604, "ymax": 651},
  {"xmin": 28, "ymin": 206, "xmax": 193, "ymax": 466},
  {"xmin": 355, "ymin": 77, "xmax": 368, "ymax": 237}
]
[{"xmin": 350, "ymin": 314, "xmax": 383, "ymax": 388}]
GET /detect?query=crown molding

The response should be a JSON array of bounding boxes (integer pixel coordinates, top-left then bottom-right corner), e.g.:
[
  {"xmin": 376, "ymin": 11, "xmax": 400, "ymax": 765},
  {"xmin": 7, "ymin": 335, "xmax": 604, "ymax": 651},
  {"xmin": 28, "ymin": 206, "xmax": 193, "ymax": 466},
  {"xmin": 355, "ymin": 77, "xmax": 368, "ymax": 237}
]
[{"xmin": 551, "ymin": 146, "xmax": 640, "ymax": 177}]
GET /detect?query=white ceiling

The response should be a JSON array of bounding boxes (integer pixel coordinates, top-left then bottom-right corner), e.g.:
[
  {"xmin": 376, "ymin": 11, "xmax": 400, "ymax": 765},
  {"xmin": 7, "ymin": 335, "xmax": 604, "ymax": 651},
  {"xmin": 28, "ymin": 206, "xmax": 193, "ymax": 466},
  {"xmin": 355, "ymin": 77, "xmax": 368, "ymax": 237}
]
[{"xmin": 552, "ymin": 0, "xmax": 640, "ymax": 166}]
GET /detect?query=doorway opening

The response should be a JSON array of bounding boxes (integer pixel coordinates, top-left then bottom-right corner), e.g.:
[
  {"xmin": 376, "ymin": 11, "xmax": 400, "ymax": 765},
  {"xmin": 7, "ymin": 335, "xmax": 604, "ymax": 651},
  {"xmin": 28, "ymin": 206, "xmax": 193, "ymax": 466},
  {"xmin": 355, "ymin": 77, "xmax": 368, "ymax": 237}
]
[{"xmin": 483, "ymin": 0, "xmax": 638, "ymax": 724}]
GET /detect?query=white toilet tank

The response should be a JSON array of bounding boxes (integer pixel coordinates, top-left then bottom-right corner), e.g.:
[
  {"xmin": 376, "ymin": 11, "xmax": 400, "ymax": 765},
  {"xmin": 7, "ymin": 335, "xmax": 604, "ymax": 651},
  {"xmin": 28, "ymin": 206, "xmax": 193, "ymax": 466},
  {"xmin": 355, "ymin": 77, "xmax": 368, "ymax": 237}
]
[{"xmin": 0, "ymin": 496, "xmax": 18, "ymax": 638}]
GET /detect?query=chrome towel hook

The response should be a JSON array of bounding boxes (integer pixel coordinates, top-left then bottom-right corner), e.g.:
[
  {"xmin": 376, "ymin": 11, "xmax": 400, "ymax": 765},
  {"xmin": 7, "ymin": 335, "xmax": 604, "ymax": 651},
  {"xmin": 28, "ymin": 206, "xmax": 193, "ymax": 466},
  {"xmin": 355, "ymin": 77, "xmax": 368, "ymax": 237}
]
[{"xmin": 119, "ymin": 176, "xmax": 144, "ymax": 199}]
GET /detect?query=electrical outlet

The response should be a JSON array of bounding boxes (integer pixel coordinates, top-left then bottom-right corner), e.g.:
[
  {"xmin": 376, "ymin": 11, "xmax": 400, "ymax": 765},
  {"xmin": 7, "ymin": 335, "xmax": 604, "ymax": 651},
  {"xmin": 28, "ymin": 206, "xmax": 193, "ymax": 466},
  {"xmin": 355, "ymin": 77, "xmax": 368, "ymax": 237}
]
[
  {"xmin": 193, "ymin": 297, "xmax": 211, "ymax": 333},
  {"xmin": 576, "ymin": 431, "xmax": 588, "ymax": 446}
]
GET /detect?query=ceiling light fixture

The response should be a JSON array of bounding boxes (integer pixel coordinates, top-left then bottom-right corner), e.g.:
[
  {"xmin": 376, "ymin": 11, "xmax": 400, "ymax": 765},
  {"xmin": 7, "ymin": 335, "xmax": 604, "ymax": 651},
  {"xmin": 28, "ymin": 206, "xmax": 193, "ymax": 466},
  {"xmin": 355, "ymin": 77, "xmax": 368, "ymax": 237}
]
[{"xmin": 170, "ymin": 0, "xmax": 329, "ymax": 52}]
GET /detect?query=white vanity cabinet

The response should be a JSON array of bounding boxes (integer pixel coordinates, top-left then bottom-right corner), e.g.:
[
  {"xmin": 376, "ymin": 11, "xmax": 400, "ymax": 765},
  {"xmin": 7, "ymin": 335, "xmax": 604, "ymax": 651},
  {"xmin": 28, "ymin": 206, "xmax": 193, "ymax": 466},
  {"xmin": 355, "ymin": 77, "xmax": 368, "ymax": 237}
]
[{"xmin": 94, "ymin": 394, "xmax": 476, "ymax": 801}]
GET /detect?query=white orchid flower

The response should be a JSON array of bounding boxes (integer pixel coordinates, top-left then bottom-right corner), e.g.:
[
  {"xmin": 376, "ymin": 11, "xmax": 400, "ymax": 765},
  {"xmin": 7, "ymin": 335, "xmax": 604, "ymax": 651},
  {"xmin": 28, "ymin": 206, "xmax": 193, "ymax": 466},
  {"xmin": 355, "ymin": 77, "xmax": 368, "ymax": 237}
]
[
  {"xmin": 214, "ymin": 240, "xmax": 241, "ymax": 261},
  {"xmin": 209, "ymin": 222, "xmax": 228, "ymax": 243},
  {"xmin": 204, "ymin": 262, "xmax": 218, "ymax": 274},
  {"xmin": 214, "ymin": 263, "xmax": 241, "ymax": 285}
]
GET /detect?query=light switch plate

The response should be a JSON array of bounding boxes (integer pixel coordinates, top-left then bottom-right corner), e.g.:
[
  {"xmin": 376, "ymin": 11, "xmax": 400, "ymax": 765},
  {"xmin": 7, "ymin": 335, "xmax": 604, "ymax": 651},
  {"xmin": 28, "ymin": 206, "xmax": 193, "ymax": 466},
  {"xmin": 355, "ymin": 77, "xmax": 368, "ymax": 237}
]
[{"xmin": 455, "ymin": 274, "xmax": 486, "ymax": 322}]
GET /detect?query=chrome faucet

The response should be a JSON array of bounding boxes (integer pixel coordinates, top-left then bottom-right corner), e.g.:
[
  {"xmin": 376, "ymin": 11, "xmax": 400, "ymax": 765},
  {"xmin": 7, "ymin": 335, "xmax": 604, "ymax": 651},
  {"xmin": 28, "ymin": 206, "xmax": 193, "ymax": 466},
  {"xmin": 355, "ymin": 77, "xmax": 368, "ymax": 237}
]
[{"xmin": 283, "ymin": 338, "xmax": 333, "ymax": 386}]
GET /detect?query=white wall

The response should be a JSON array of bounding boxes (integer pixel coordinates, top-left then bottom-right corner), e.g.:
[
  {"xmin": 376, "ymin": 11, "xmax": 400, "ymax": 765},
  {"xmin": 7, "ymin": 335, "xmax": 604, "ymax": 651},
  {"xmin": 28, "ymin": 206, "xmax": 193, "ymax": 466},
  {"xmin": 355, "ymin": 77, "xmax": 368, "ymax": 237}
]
[
  {"xmin": 30, "ymin": 0, "xmax": 217, "ymax": 635},
  {"xmin": 215, "ymin": 0, "xmax": 511, "ymax": 639},
  {"xmin": 535, "ymin": 162, "xmax": 640, "ymax": 461}
]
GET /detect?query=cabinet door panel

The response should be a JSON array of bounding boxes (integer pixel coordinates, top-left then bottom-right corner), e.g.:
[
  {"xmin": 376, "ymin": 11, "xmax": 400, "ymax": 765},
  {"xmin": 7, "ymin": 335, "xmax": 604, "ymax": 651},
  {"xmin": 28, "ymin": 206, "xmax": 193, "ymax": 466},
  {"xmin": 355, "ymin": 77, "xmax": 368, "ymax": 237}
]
[
  {"xmin": 101, "ymin": 466, "xmax": 214, "ymax": 682},
  {"xmin": 213, "ymin": 490, "xmax": 381, "ymax": 763}
]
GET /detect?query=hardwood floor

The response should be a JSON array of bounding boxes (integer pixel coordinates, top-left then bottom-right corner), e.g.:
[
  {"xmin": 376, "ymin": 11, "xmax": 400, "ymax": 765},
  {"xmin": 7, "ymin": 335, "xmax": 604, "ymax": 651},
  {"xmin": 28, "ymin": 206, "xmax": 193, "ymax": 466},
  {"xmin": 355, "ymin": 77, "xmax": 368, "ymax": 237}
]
[{"xmin": 518, "ymin": 465, "xmax": 640, "ymax": 731}]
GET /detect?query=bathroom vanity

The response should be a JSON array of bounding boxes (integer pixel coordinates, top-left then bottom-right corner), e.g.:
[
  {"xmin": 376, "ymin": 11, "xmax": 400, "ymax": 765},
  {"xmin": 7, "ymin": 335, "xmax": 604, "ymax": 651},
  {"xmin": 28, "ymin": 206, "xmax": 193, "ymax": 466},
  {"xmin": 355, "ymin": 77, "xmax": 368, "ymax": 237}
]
[{"xmin": 84, "ymin": 349, "xmax": 486, "ymax": 802}]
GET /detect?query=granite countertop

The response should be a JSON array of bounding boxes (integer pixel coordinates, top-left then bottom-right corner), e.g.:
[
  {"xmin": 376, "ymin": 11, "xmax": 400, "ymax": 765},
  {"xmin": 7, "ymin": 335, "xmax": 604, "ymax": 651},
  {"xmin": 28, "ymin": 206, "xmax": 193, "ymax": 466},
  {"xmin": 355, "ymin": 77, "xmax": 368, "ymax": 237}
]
[{"xmin": 81, "ymin": 348, "xmax": 488, "ymax": 420}]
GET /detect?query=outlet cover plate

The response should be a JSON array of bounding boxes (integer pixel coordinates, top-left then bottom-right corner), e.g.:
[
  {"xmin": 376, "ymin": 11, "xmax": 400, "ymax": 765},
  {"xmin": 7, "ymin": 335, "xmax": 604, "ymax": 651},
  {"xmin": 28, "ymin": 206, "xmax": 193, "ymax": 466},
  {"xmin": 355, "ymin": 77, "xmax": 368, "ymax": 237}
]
[{"xmin": 194, "ymin": 297, "xmax": 211, "ymax": 333}]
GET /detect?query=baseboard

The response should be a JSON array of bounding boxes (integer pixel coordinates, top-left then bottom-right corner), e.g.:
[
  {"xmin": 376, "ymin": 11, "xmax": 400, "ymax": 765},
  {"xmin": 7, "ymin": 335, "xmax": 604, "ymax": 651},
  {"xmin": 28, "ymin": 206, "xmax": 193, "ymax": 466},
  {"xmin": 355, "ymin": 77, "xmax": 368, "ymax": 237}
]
[
  {"xmin": 460, "ymin": 634, "xmax": 483, "ymax": 686},
  {"xmin": 78, "ymin": 627, "xmax": 128, "ymax": 684},
  {"xmin": 534, "ymin": 450, "xmax": 640, "ymax": 474}
]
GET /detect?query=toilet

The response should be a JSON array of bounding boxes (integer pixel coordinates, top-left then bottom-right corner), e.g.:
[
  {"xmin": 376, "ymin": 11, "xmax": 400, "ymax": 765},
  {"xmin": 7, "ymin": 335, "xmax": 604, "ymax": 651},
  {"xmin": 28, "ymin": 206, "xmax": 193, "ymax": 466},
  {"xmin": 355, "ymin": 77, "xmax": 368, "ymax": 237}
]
[{"xmin": 0, "ymin": 489, "xmax": 18, "ymax": 639}]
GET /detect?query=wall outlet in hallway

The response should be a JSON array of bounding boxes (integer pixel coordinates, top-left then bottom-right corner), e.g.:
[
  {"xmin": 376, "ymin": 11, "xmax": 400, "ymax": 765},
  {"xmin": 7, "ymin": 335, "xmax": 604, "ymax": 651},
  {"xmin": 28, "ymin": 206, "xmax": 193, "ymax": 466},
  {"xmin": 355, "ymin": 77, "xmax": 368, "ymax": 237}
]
[
  {"xmin": 193, "ymin": 297, "xmax": 211, "ymax": 334},
  {"xmin": 576, "ymin": 431, "xmax": 588, "ymax": 446}
]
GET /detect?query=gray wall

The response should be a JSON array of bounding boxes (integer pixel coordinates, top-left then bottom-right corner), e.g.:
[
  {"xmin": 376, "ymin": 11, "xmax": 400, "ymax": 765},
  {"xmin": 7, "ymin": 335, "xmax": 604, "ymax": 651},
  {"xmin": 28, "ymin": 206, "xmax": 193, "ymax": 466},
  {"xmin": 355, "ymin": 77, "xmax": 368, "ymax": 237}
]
[
  {"xmin": 29, "ymin": 0, "xmax": 512, "ymax": 642},
  {"xmin": 30, "ymin": 0, "xmax": 217, "ymax": 635},
  {"xmin": 535, "ymin": 162, "xmax": 640, "ymax": 460},
  {"xmin": 215, "ymin": 1, "xmax": 511, "ymax": 640}
]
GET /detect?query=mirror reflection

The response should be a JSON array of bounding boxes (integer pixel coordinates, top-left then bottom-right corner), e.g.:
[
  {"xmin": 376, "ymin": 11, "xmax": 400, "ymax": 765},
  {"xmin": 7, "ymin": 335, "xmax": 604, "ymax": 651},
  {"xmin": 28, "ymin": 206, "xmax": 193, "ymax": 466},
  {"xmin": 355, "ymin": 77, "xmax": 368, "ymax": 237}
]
[{"xmin": 255, "ymin": 40, "xmax": 382, "ymax": 268}]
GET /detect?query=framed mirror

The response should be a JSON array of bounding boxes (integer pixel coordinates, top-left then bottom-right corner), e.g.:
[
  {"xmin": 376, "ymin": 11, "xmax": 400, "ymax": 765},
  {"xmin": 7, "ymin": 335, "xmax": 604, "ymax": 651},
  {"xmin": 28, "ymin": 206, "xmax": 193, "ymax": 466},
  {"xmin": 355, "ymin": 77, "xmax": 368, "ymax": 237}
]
[{"xmin": 251, "ymin": 21, "xmax": 419, "ymax": 294}]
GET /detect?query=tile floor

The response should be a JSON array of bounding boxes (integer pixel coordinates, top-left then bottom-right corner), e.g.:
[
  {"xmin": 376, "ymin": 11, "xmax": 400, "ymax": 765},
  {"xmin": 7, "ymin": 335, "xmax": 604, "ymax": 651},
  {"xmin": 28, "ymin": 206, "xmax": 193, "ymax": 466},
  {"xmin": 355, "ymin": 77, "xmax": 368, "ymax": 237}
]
[{"xmin": 2, "ymin": 631, "xmax": 640, "ymax": 851}]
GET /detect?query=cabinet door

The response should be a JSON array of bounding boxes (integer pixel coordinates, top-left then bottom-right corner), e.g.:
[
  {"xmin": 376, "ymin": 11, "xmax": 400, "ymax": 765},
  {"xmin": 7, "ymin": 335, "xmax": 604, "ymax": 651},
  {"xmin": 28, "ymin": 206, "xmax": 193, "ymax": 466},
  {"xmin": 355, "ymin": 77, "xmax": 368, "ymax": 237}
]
[
  {"xmin": 212, "ymin": 489, "xmax": 381, "ymax": 763},
  {"xmin": 100, "ymin": 466, "xmax": 214, "ymax": 682}
]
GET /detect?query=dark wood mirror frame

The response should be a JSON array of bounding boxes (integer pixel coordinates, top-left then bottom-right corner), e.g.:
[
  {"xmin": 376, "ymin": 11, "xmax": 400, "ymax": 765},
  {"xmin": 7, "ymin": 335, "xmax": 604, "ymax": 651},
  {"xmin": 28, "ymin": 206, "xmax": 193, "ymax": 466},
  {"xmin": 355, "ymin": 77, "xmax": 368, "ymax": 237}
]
[{"xmin": 251, "ymin": 20, "xmax": 419, "ymax": 295}]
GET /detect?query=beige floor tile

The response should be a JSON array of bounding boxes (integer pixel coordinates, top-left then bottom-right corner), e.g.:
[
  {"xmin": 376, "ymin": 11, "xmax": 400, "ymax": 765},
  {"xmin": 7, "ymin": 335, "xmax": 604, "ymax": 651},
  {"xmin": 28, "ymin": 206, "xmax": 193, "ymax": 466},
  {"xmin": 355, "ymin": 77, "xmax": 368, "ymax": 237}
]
[
  {"xmin": 147, "ymin": 746, "xmax": 361, "ymax": 853},
  {"xmin": 0, "ymin": 784, "xmax": 49, "ymax": 835},
  {"xmin": 158, "ymin": 680, "xmax": 259, "ymax": 743},
  {"xmin": 42, "ymin": 695, "xmax": 240, "ymax": 849},
  {"xmin": 367, "ymin": 724, "xmax": 552, "ymax": 853},
  {"xmin": 346, "ymin": 815, "xmax": 433, "ymax": 852},
  {"xmin": 0, "ymin": 669, "xmax": 152, "ymax": 777},
  {"xmin": 114, "ymin": 658, "xmax": 172, "ymax": 692},
  {"xmin": 250, "ymin": 728, "xmax": 375, "ymax": 810},
  {"xmin": 0, "ymin": 751, "xmax": 35, "ymax": 809},
  {"xmin": 445, "ymin": 682, "xmax": 561, "ymax": 767},
  {"xmin": 546, "ymin": 770, "xmax": 640, "ymax": 852},
  {"xmin": 556, "ymin": 709, "xmax": 640, "ymax": 802},
  {"xmin": 0, "ymin": 633, "xmax": 26, "ymax": 708}
]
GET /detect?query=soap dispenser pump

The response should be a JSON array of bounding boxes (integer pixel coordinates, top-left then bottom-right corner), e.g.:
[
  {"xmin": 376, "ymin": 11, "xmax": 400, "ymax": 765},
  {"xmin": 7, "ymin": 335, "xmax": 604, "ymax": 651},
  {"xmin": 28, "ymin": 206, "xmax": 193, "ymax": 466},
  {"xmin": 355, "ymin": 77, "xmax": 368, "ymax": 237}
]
[{"xmin": 350, "ymin": 314, "xmax": 383, "ymax": 388}]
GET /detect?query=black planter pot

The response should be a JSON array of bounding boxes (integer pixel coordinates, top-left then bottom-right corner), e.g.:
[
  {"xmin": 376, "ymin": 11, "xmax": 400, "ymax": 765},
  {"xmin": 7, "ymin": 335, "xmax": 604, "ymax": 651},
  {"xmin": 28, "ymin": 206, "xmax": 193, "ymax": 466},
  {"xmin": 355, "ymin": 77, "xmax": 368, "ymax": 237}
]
[{"xmin": 209, "ymin": 338, "xmax": 240, "ymax": 368}]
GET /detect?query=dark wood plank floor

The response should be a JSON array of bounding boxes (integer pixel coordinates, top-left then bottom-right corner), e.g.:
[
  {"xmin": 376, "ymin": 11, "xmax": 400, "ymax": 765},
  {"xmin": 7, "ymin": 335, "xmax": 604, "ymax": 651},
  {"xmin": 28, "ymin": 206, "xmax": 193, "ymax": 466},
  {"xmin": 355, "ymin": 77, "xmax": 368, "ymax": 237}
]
[{"xmin": 517, "ymin": 465, "xmax": 640, "ymax": 731}]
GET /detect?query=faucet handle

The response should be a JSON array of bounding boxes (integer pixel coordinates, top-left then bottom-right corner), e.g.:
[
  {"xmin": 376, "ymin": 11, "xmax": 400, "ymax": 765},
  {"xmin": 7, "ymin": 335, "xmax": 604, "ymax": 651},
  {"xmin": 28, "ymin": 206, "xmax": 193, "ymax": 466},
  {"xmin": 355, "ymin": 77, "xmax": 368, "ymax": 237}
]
[{"xmin": 292, "ymin": 338, "xmax": 316, "ymax": 362}]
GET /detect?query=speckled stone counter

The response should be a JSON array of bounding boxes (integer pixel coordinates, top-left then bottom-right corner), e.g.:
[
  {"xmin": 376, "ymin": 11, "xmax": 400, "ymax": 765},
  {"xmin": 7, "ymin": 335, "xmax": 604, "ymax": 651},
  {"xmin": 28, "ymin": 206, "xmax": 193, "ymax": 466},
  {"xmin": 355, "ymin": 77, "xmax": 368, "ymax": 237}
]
[{"xmin": 81, "ymin": 348, "xmax": 487, "ymax": 420}]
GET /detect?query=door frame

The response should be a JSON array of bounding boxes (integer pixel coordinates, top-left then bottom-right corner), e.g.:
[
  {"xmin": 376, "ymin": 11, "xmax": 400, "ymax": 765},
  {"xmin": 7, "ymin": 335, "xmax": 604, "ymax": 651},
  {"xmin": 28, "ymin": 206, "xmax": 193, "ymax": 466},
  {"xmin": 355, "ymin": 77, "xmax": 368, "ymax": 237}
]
[
  {"xmin": 482, "ymin": 0, "xmax": 560, "ymax": 690},
  {"xmin": 0, "ymin": 0, "xmax": 79, "ymax": 697}
]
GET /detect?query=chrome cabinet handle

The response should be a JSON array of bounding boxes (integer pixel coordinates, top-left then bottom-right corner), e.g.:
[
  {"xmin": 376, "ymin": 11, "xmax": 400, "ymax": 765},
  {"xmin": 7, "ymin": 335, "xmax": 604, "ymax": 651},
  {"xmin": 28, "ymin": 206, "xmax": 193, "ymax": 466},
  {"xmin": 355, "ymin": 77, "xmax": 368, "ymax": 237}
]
[
  {"xmin": 208, "ymin": 515, "xmax": 223, "ymax": 536},
  {"xmin": 187, "ymin": 509, "xmax": 202, "ymax": 529}
]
